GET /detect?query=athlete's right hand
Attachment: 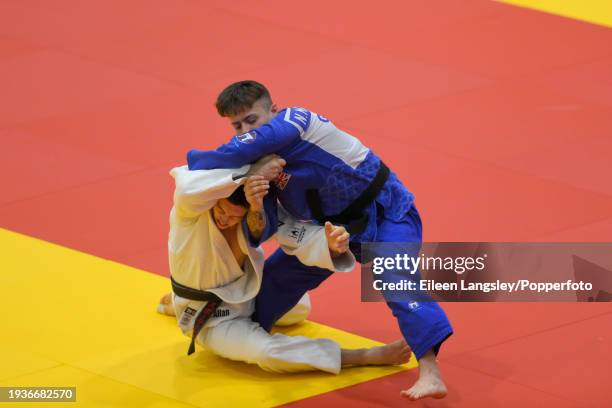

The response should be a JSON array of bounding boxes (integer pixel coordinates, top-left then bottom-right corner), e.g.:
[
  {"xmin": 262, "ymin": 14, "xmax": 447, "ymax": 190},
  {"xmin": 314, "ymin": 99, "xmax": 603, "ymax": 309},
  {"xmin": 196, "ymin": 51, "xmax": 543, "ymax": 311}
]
[
  {"xmin": 244, "ymin": 176, "xmax": 270, "ymax": 211},
  {"xmin": 325, "ymin": 222, "xmax": 350, "ymax": 257},
  {"xmin": 249, "ymin": 154, "xmax": 286, "ymax": 181}
]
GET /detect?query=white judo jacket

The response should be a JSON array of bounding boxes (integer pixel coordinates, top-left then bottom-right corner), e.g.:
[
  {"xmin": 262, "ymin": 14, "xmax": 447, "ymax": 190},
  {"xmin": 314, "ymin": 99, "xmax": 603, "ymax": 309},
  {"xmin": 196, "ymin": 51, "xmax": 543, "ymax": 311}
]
[{"xmin": 168, "ymin": 165, "xmax": 355, "ymax": 331}]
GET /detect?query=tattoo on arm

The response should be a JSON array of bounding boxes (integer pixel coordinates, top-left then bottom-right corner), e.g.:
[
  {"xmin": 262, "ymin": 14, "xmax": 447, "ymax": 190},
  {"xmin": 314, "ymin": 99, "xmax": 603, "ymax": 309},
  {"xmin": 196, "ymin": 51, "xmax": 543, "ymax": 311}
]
[{"xmin": 247, "ymin": 209, "xmax": 266, "ymax": 241}]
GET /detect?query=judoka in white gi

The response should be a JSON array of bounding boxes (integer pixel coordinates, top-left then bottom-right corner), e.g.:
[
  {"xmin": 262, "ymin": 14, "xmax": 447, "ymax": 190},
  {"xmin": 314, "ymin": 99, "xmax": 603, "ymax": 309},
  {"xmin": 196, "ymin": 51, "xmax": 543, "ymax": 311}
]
[{"xmin": 159, "ymin": 155, "xmax": 410, "ymax": 373}]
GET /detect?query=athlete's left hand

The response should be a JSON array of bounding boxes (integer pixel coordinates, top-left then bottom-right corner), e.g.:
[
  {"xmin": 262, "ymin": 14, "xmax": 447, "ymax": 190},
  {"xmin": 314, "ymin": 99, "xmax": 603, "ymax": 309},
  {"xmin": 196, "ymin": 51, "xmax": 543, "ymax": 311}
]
[
  {"xmin": 325, "ymin": 221, "xmax": 350, "ymax": 257},
  {"xmin": 244, "ymin": 175, "xmax": 270, "ymax": 211}
]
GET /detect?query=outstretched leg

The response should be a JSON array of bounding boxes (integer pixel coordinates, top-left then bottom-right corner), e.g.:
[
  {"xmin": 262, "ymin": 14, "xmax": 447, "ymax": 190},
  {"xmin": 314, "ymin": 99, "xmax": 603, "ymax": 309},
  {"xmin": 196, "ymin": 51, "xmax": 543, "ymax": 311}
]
[{"xmin": 201, "ymin": 317, "xmax": 410, "ymax": 374}]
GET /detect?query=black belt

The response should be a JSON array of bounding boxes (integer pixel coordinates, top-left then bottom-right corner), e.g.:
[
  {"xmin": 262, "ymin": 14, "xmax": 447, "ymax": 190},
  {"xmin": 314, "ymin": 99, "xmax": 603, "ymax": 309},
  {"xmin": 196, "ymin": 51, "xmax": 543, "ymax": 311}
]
[
  {"xmin": 306, "ymin": 161, "xmax": 390, "ymax": 235},
  {"xmin": 171, "ymin": 276, "xmax": 223, "ymax": 356}
]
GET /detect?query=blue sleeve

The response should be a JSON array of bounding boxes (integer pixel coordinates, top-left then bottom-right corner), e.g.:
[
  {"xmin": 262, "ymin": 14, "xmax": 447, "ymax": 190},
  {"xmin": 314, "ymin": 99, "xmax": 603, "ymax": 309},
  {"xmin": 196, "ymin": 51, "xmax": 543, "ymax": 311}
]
[
  {"xmin": 187, "ymin": 108, "xmax": 311, "ymax": 170},
  {"xmin": 242, "ymin": 188, "xmax": 280, "ymax": 247}
]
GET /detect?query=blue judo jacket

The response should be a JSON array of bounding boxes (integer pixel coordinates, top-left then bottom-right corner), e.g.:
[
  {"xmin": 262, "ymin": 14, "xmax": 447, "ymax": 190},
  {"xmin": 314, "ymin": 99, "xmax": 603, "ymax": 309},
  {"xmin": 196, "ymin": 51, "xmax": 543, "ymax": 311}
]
[{"xmin": 187, "ymin": 108, "xmax": 414, "ymax": 244}]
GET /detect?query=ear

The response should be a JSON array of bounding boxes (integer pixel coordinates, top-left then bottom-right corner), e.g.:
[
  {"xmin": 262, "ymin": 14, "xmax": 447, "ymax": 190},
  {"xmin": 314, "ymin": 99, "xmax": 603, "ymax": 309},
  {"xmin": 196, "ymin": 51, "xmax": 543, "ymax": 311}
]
[{"xmin": 270, "ymin": 103, "xmax": 278, "ymax": 114}]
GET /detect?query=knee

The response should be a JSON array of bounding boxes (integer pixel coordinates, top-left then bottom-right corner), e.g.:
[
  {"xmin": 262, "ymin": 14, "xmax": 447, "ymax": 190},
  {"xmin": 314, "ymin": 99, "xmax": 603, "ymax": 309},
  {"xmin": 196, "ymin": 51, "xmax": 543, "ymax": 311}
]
[{"xmin": 274, "ymin": 293, "xmax": 311, "ymax": 326}]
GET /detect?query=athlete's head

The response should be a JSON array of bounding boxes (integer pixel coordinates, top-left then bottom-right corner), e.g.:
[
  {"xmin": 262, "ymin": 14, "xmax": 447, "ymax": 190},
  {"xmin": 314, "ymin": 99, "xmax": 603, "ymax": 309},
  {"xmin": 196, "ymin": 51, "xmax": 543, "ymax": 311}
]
[
  {"xmin": 216, "ymin": 80, "xmax": 278, "ymax": 133},
  {"xmin": 212, "ymin": 186, "xmax": 248, "ymax": 230}
]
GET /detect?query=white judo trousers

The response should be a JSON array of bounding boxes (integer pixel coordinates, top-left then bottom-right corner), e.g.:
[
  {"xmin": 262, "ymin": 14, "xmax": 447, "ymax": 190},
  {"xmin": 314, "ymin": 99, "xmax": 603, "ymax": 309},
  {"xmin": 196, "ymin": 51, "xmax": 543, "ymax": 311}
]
[
  {"xmin": 174, "ymin": 294, "xmax": 341, "ymax": 374},
  {"xmin": 169, "ymin": 165, "xmax": 355, "ymax": 374}
]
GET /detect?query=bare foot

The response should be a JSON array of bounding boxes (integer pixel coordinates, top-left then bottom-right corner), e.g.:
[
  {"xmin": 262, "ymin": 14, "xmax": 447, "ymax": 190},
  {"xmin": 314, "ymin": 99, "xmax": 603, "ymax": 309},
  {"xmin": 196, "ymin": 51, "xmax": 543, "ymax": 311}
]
[
  {"xmin": 400, "ymin": 377, "xmax": 447, "ymax": 401},
  {"xmin": 400, "ymin": 350, "xmax": 447, "ymax": 401},
  {"xmin": 364, "ymin": 339, "xmax": 411, "ymax": 365},
  {"xmin": 342, "ymin": 339, "xmax": 411, "ymax": 367},
  {"xmin": 157, "ymin": 293, "xmax": 175, "ymax": 316}
]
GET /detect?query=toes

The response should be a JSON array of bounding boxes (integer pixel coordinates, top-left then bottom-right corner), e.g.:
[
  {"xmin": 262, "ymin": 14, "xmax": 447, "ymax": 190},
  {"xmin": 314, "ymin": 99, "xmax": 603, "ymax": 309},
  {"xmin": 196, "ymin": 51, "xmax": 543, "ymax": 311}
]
[
  {"xmin": 401, "ymin": 382, "xmax": 447, "ymax": 401},
  {"xmin": 401, "ymin": 385, "xmax": 423, "ymax": 401},
  {"xmin": 400, "ymin": 386, "xmax": 418, "ymax": 400}
]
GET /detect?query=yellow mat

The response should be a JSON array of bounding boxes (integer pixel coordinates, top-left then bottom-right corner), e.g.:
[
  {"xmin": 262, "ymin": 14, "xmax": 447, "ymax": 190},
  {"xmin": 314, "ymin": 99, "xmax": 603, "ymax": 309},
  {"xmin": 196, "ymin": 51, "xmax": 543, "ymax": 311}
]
[
  {"xmin": 499, "ymin": 0, "xmax": 612, "ymax": 28},
  {"xmin": 0, "ymin": 228, "xmax": 413, "ymax": 407}
]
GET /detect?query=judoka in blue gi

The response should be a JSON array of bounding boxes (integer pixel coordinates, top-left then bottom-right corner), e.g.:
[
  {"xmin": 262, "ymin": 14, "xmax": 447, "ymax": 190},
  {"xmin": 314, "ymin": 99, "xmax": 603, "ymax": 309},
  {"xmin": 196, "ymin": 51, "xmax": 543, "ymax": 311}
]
[{"xmin": 188, "ymin": 80, "xmax": 453, "ymax": 401}]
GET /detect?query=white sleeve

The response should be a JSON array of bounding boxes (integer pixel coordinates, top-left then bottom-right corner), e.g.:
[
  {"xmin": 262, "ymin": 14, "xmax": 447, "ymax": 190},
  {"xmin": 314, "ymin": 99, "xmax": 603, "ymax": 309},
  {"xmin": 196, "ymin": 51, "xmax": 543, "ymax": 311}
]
[
  {"xmin": 273, "ymin": 206, "xmax": 355, "ymax": 272},
  {"xmin": 170, "ymin": 164, "xmax": 250, "ymax": 219}
]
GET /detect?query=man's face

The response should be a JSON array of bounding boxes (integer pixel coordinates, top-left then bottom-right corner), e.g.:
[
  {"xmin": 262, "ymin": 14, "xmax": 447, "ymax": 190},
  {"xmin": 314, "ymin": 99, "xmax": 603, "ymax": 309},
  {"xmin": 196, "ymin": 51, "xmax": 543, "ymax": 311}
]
[
  {"xmin": 229, "ymin": 98, "xmax": 277, "ymax": 134},
  {"xmin": 212, "ymin": 199, "xmax": 247, "ymax": 230}
]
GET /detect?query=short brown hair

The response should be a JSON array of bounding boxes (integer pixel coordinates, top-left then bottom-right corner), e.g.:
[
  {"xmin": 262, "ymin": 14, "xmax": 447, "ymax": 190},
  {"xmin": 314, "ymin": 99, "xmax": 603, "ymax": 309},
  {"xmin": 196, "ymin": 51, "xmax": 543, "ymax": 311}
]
[
  {"xmin": 215, "ymin": 80, "xmax": 271, "ymax": 117},
  {"xmin": 227, "ymin": 185, "xmax": 248, "ymax": 208}
]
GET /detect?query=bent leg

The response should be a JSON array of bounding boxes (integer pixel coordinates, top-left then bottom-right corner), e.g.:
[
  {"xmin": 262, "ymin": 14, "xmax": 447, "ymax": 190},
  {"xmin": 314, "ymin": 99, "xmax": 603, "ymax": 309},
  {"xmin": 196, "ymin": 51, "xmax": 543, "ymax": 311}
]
[
  {"xmin": 375, "ymin": 206, "xmax": 451, "ymax": 400},
  {"xmin": 375, "ymin": 206, "xmax": 453, "ymax": 360},
  {"xmin": 386, "ymin": 300, "xmax": 452, "ymax": 360},
  {"xmin": 253, "ymin": 249, "xmax": 332, "ymax": 331}
]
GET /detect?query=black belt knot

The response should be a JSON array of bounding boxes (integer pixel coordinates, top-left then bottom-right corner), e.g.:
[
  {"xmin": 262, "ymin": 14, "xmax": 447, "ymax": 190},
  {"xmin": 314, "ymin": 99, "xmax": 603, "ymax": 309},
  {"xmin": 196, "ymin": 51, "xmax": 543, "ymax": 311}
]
[{"xmin": 171, "ymin": 276, "xmax": 223, "ymax": 356}]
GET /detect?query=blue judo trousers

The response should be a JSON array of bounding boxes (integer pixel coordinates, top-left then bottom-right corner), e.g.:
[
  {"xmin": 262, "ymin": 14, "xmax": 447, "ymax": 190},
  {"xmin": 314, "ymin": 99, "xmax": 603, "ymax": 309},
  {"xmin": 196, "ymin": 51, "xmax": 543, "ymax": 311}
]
[
  {"xmin": 253, "ymin": 193, "xmax": 453, "ymax": 360},
  {"xmin": 188, "ymin": 107, "xmax": 453, "ymax": 360}
]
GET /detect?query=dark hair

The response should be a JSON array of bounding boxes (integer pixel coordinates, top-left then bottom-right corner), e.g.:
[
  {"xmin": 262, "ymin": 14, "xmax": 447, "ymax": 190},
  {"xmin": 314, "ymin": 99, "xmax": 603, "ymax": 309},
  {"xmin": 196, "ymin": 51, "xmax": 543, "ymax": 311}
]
[
  {"xmin": 216, "ymin": 80, "xmax": 272, "ymax": 117},
  {"xmin": 227, "ymin": 185, "xmax": 248, "ymax": 208}
]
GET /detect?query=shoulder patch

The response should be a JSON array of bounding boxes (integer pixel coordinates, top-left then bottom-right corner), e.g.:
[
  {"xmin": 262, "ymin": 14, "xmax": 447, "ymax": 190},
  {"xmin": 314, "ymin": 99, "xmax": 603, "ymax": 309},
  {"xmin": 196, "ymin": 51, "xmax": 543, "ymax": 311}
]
[
  {"xmin": 284, "ymin": 107, "xmax": 311, "ymax": 134},
  {"xmin": 236, "ymin": 131, "xmax": 257, "ymax": 144}
]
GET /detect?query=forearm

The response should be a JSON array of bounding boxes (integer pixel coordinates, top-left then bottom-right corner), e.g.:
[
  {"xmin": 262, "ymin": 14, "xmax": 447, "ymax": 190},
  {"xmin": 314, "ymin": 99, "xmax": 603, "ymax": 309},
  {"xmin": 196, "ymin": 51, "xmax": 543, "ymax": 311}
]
[
  {"xmin": 231, "ymin": 157, "xmax": 279, "ymax": 181},
  {"xmin": 246, "ymin": 208, "xmax": 266, "ymax": 241},
  {"xmin": 171, "ymin": 165, "xmax": 248, "ymax": 218},
  {"xmin": 188, "ymin": 115, "xmax": 300, "ymax": 171}
]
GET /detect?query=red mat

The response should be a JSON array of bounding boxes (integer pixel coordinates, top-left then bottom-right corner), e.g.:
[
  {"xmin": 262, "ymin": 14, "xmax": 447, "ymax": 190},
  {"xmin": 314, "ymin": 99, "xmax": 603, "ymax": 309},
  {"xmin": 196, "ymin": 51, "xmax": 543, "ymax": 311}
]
[{"xmin": 1, "ymin": 1, "xmax": 611, "ymax": 406}]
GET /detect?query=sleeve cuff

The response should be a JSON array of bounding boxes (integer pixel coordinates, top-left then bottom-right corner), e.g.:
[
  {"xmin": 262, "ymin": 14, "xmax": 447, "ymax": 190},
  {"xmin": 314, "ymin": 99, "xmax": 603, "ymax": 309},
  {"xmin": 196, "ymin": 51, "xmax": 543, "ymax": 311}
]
[
  {"xmin": 330, "ymin": 250, "xmax": 356, "ymax": 272},
  {"xmin": 231, "ymin": 165, "xmax": 251, "ymax": 182}
]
